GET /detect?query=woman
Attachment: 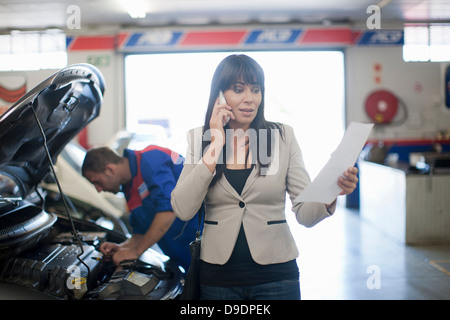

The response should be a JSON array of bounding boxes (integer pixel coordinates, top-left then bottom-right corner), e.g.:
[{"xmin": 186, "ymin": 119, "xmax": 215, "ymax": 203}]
[{"xmin": 171, "ymin": 54, "xmax": 358, "ymax": 300}]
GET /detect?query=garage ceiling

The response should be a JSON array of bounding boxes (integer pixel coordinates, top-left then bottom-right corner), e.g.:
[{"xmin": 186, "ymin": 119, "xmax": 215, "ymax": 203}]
[{"xmin": 0, "ymin": 0, "xmax": 449, "ymax": 31}]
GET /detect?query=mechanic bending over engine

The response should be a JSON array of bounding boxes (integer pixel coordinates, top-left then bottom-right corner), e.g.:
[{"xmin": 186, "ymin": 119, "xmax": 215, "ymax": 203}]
[{"xmin": 81, "ymin": 145, "xmax": 201, "ymax": 272}]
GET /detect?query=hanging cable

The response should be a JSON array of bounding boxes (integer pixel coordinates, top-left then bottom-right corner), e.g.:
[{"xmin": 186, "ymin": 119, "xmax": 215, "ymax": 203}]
[{"xmin": 30, "ymin": 103, "xmax": 91, "ymax": 281}]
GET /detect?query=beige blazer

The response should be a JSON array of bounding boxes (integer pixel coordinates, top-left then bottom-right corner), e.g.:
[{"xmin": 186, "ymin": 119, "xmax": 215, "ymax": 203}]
[{"xmin": 171, "ymin": 124, "xmax": 335, "ymax": 265}]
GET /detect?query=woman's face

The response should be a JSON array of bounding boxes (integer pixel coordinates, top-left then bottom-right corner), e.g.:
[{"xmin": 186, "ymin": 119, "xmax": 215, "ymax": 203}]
[{"xmin": 223, "ymin": 81, "xmax": 262, "ymax": 130}]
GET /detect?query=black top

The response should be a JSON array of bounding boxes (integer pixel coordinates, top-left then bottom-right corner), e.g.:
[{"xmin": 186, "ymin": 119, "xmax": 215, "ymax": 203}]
[{"xmin": 199, "ymin": 167, "xmax": 299, "ymax": 287}]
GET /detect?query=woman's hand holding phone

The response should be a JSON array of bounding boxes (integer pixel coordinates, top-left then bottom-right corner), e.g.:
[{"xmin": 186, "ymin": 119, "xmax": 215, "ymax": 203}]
[
  {"xmin": 219, "ymin": 91, "xmax": 231, "ymax": 126},
  {"xmin": 209, "ymin": 90, "xmax": 234, "ymax": 151},
  {"xmin": 211, "ymin": 91, "xmax": 234, "ymax": 130},
  {"xmin": 203, "ymin": 91, "xmax": 235, "ymax": 173}
]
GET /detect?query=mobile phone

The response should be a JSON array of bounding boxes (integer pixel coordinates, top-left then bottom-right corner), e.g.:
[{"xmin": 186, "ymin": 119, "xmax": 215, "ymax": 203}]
[
  {"xmin": 219, "ymin": 90, "xmax": 226, "ymax": 104},
  {"xmin": 219, "ymin": 91, "xmax": 230, "ymax": 125}
]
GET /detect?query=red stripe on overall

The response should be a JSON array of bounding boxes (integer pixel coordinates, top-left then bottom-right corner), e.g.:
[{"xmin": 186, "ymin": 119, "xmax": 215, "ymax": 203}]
[{"xmin": 125, "ymin": 145, "xmax": 180, "ymax": 212}]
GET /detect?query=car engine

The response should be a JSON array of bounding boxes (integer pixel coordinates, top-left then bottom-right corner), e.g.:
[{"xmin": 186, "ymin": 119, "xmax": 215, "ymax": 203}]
[{"xmin": 0, "ymin": 200, "xmax": 183, "ymax": 300}]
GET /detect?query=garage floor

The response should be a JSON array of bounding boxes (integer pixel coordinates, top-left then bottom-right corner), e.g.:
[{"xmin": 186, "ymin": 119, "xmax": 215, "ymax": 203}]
[{"xmin": 288, "ymin": 200, "xmax": 450, "ymax": 300}]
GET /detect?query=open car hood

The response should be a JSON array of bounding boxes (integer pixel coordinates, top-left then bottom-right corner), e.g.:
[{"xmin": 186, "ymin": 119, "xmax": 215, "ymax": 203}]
[{"xmin": 0, "ymin": 64, "xmax": 105, "ymax": 200}]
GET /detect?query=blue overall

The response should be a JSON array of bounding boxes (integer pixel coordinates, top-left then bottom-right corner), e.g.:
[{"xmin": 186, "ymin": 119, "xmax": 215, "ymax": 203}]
[{"xmin": 122, "ymin": 145, "xmax": 200, "ymax": 271}]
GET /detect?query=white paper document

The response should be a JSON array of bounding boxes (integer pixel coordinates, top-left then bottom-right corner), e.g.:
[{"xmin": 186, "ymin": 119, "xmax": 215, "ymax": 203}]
[{"xmin": 295, "ymin": 122, "xmax": 374, "ymax": 204}]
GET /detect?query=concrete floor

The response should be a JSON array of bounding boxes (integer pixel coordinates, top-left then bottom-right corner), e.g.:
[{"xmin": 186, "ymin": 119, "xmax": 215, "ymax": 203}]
[
  {"xmin": 287, "ymin": 200, "xmax": 450, "ymax": 300},
  {"xmin": 2, "ymin": 200, "xmax": 448, "ymax": 301}
]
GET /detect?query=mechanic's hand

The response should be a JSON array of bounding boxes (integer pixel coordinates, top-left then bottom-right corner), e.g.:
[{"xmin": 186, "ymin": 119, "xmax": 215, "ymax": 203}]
[
  {"xmin": 112, "ymin": 247, "xmax": 139, "ymax": 266},
  {"xmin": 99, "ymin": 242, "xmax": 119, "ymax": 260}
]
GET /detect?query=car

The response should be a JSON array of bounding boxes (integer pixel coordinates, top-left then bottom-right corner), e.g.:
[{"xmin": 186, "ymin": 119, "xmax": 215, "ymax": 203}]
[{"xmin": 0, "ymin": 64, "xmax": 183, "ymax": 300}]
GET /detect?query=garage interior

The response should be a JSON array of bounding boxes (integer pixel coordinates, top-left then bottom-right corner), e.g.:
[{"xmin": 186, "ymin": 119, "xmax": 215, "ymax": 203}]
[{"xmin": 0, "ymin": 0, "xmax": 450, "ymax": 300}]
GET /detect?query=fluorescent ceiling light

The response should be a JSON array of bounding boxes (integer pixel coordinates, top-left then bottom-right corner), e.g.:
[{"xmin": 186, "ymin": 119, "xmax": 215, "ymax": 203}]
[{"xmin": 118, "ymin": 0, "xmax": 147, "ymax": 19}]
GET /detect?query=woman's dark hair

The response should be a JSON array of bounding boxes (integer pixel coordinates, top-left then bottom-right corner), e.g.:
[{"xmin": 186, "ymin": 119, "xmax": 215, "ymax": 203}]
[{"xmin": 202, "ymin": 54, "xmax": 283, "ymax": 187}]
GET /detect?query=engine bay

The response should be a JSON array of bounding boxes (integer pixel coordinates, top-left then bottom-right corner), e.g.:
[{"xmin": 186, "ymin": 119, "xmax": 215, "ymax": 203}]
[{"xmin": 0, "ymin": 201, "xmax": 183, "ymax": 300}]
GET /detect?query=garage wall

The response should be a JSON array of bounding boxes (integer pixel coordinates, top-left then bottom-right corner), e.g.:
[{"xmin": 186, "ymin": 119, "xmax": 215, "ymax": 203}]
[
  {"xmin": 0, "ymin": 37, "xmax": 124, "ymax": 149},
  {"xmin": 69, "ymin": 27, "xmax": 450, "ymax": 148},
  {"xmin": 67, "ymin": 49, "xmax": 124, "ymax": 147},
  {"xmin": 346, "ymin": 45, "xmax": 450, "ymax": 142},
  {"xmin": 1, "ymin": 26, "xmax": 449, "ymax": 149}
]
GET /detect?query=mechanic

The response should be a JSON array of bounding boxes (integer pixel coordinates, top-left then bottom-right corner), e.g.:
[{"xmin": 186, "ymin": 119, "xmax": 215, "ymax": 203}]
[{"xmin": 81, "ymin": 145, "xmax": 201, "ymax": 272}]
